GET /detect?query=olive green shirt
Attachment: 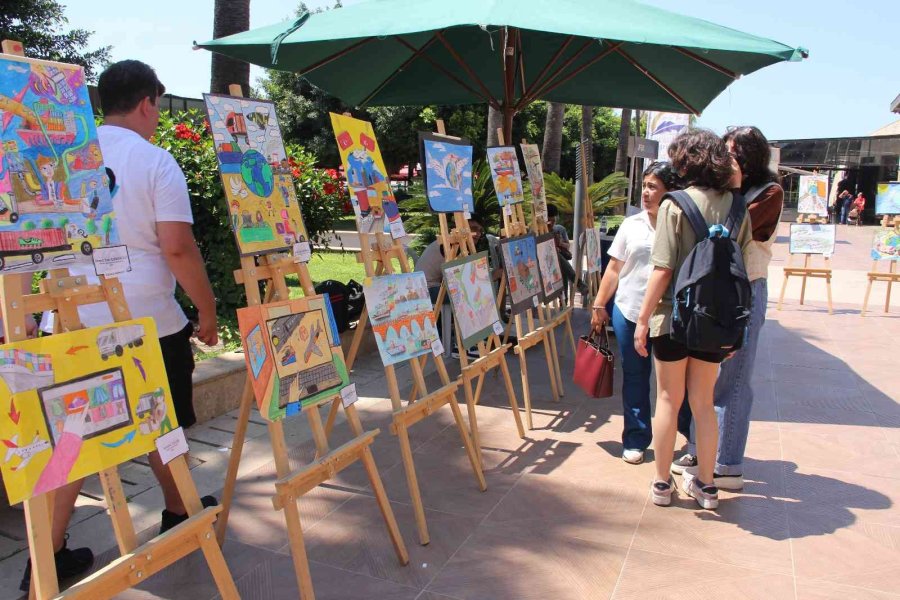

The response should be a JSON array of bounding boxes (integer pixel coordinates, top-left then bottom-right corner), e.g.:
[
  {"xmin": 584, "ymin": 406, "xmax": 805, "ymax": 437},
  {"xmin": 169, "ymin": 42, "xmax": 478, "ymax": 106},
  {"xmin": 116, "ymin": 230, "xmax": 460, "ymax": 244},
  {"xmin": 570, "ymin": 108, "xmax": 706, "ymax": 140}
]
[{"xmin": 648, "ymin": 187, "xmax": 753, "ymax": 338}]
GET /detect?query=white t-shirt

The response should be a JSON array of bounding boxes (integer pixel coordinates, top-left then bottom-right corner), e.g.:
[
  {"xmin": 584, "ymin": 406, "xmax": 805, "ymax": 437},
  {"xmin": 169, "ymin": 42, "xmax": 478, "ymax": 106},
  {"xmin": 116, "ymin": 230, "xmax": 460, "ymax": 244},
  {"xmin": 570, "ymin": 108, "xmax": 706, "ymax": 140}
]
[
  {"xmin": 608, "ymin": 211, "xmax": 655, "ymax": 323},
  {"xmin": 46, "ymin": 125, "xmax": 194, "ymax": 337}
]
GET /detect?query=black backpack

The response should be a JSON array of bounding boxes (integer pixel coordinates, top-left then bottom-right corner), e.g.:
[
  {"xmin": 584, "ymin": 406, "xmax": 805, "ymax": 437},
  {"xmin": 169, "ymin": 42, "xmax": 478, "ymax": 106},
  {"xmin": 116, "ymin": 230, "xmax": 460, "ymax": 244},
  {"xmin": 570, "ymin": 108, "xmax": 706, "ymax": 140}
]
[
  {"xmin": 314, "ymin": 280, "xmax": 351, "ymax": 333},
  {"xmin": 666, "ymin": 190, "xmax": 752, "ymax": 354},
  {"xmin": 345, "ymin": 279, "xmax": 365, "ymax": 321}
]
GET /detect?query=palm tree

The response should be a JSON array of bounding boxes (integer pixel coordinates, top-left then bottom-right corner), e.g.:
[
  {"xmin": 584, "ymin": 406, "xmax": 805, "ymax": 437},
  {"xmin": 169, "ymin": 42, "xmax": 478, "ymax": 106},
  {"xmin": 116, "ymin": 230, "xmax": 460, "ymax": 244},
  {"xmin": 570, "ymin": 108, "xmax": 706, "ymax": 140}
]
[
  {"xmin": 544, "ymin": 171, "xmax": 628, "ymax": 226},
  {"xmin": 210, "ymin": 0, "xmax": 251, "ymax": 95},
  {"xmin": 614, "ymin": 108, "xmax": 632, "ymax": 174},
  {"xmin": 541, "ymin": 102, "xmax": 565, "ymax": 174},
  {"xmin": 581, "ymin": 105, "xmax": 593, "ymax": 184}
]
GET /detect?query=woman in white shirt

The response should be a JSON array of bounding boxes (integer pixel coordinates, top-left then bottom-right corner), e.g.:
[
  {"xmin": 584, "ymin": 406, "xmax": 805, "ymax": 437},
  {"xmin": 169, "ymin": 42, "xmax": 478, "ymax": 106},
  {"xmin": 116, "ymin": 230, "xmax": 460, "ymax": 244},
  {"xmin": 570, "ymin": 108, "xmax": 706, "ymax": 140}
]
[{"xmin": 590, "ymin": 162, "xmax": 681, "ymax": 464}]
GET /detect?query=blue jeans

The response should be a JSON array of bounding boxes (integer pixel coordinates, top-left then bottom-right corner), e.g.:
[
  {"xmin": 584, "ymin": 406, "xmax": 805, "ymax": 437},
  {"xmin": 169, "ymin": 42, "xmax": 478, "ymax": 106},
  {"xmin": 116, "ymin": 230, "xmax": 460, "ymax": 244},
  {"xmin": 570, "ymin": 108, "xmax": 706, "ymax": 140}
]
[
  {"xmin": 611, "ymin": 304, "xmax": 653, "ymax": 451},
  {"xmin": 685, "ymin": 278, "xmax": 768, "ymax": 474},
  {"xmin": 840, "ymin": 197, "xmax": 853, "ymax": 224}
]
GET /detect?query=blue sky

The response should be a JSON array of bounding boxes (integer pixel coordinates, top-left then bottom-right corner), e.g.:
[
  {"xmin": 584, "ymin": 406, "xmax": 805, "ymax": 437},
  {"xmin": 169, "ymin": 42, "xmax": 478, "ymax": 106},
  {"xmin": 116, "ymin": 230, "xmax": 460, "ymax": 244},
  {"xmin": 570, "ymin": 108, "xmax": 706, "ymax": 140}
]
[{"xmin": 61, "ymin": 0, "xmax": 898, "ymax": 140}]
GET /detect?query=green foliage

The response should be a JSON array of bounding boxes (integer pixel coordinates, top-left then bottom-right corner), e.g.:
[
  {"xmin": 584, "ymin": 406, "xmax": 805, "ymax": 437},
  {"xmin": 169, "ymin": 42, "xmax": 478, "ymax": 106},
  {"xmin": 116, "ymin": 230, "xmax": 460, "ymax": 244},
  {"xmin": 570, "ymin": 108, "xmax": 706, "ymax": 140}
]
[
  {"xmin": 544, "ymin": 171, "xmax": 629, "ymax": 227},
  {"xmin": 0, "ymin": 0, "xmax": 111, "ymax": 81}
]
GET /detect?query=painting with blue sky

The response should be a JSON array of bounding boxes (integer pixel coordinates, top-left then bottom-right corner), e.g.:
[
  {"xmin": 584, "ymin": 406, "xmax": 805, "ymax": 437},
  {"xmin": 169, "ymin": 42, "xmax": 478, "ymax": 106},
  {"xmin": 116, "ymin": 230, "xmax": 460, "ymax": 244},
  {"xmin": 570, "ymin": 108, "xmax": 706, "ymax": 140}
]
[{"xmin": 419, "ymin": 132, "xmax": 473, "ymax": 214}]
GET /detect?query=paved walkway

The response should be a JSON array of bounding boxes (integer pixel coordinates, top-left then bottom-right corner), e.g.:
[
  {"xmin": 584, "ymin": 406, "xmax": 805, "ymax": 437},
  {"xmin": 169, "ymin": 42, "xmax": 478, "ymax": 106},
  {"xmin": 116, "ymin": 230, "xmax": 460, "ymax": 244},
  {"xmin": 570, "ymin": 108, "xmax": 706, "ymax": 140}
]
[{"xmin": 1, "ymin": 223, "xmax": 898, "ymax": 599}]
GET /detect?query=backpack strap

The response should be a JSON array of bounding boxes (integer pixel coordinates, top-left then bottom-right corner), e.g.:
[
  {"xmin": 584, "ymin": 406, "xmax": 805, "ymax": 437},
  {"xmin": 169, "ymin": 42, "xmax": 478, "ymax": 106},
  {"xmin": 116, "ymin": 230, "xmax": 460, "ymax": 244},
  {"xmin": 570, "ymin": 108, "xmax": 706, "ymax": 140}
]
[
  {"xmin": 743, "ymin": 181, "xmax": 781, "ymax": 205},
  {"xmin": 724, "ymin": 191, "xmax": 747, "ymax": 239},
  {"xmin": 663, "ymin": 190, "xmax": 709, "ymax": 241}
]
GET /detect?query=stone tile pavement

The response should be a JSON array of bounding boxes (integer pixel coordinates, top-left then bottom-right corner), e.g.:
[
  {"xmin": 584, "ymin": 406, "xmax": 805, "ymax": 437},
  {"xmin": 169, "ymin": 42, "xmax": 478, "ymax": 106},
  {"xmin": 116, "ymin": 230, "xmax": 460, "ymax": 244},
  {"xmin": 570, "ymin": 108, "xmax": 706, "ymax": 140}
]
[{"xmin": 1, "ymin": 223, "xmax": 898, "ymax": 599}]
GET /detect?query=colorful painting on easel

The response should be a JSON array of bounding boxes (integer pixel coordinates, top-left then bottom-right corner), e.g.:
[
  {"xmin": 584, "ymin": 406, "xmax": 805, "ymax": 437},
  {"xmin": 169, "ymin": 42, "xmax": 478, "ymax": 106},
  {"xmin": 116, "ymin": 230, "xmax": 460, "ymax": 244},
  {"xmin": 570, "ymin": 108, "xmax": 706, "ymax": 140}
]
[
  {"xmin": 204, "ymin": 94, "xmax": 308, "ymax": 256},
  {"xmin": 790, "ymin": 223, "xmax": 836, "ymax": 255},
  {"xmin": 486, "ymin": 146, "xmax": 524, "ymax": 206},
  {"xmin": 871, "ymin": 227, "xmax": 900, "ymax": 261},
  {"xmin": 329, "ymin": 113, "xmax": 403, "ymax": 235},
  {"xmin": 876, "ymin": 182, "xmax": 900, "ymax": 215},
  {"xmin": 0, "ymin": 54, "xmax": 122, "ymax": 274},
  {"xmin": 585, "ymin": 227, "xmax": 602, "ymax": 273},
  {"xmin": 363, "ymin": 272, "xmax": 438, "ymax": 366},
  {"xmin": 797, "ymin": 175, "xmax": 828, "ymax": 217},
  {"xmin": 442, "ymin": 251, "xmax": 501, "ymax": 348},
  {"xmin": 536, "ymin": 233, "xmax": 564, "ymax": 302},
  {"xmin": 0, "ymin": 318, "xmax": 176, "ymax": 504},
  {"xmin": 500, "ymin": 234, "xmax": 541, "ymax": 315},
  {"xmin": 419, "ymin": 132, "xmax": 472, "ymax": 213},
  {"xmin": 520, "ymin": 144, "xmax": 547, "ymax": 221},
  {"xmin": 237, "ymin": 295, "xmax": 349, "ymax": 421}
]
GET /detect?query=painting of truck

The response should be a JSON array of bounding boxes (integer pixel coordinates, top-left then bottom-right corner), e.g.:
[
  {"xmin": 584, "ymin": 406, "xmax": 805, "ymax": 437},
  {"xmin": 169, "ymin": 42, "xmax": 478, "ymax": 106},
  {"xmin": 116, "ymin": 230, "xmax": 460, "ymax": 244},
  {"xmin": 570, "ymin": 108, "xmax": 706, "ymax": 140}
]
[
  {"xmin": 0, "ymin": 227, "xmax": 93, "ymax": 269},
  {"xmin": 97, "ymin": 324, "xmax": 145, "ymax": 360}
]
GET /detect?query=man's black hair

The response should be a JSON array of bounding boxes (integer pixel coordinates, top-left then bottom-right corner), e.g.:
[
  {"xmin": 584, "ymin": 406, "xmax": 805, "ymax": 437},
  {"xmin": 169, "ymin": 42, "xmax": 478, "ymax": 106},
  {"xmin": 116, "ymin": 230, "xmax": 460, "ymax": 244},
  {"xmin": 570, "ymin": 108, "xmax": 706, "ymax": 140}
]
[
  {"xmin": 547, "ymin": 204, "xmax": 559, "ymax": 218},
  {"xmin": 98, "ymin": 60, "xmax": 166, "ymax": 116}
]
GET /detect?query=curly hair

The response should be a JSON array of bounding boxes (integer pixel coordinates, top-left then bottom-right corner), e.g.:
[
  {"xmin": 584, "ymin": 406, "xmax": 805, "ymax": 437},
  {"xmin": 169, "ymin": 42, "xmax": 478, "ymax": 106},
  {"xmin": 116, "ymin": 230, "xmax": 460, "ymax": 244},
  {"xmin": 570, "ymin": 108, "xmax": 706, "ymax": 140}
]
[
  {"xmin": 642, "ymin": 161, "xmax": 682, "ymax": 191},
  {"xmin": 723, "ymin": 126, "xmax": 778, "ymax": 192},
  {"xmin": 667, "ymin": 129, "xmax": 733, "ymax": 192}
]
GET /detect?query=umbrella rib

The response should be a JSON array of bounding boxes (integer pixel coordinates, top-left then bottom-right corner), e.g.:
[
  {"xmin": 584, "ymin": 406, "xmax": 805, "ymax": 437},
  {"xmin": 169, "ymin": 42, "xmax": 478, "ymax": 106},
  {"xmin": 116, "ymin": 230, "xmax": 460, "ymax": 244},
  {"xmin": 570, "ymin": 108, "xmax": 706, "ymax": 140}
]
[
  {"xmin": 614, "ymin": 47, "xmax": 700, "ymax": 114},
  {"xmin": 359, "ymin": 34, "xmax": 440, "ymax": 107},
  {"xmin": 524, "ymin": 41, "xmax": 621, "ymax": 106},
  {"xmin": 516, "ymin": 30, "xmax": 527, "ymax": 100},
  {"xmin": 435, "ymin": 32, "xmax": 501, "ymax": 109},
  {"xmin": 518, "ymin": 35, "xmax": 574, "ymax": 107},
  {"xmin": 393, "ymin": 35, "xmax": 498, "ymax": 108},
  {"xmin": 673, "ymin": 46, "xmax": 738, "ymax": 79},
  {"xmin": 519, "ymin": 37, "xmax": 594, "ymax": 106},
  {"xmin": 297, "ymin": 37, "xmax": 375, "ymax": 76}
]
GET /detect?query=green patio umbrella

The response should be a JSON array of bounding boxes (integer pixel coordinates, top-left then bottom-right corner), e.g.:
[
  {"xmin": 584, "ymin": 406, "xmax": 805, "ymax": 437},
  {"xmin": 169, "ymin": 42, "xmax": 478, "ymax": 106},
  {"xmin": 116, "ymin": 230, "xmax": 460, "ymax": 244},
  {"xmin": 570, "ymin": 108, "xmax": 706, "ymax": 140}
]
[{"xmin": 196, "ymin": 0, "xmax": 807, "ymax": 136}]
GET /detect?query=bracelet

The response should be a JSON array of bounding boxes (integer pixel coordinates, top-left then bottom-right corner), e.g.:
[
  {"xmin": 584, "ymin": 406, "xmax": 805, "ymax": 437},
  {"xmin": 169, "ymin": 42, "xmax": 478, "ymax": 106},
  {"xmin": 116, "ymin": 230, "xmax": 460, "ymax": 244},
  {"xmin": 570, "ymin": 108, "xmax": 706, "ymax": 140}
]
[{"xmin": 591, "ymin": 305, "xmax": 606, "ymax": 311}]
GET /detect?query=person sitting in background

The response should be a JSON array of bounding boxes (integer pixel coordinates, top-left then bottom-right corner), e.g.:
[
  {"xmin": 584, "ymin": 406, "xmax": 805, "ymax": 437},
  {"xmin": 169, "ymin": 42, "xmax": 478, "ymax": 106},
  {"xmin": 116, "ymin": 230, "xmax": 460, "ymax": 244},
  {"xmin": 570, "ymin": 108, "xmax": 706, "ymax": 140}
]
[
  {"xmin": 547, "ymin": 204, "xmax": 587, "ymax": 298},
  {"xmin": 849, "ymin": 192, "xmax": 865, "ymax": 224}
]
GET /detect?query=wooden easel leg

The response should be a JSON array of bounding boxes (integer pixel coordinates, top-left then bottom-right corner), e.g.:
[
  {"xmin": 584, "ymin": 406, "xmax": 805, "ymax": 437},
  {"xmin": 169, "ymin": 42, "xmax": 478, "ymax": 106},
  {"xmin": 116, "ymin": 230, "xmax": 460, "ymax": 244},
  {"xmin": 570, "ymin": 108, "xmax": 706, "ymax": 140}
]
[
  {"xmin": 449, "ymin": 393, "xmax": 487, "ymax": 491},
  {"xmin": 282, "ymin": 492, "xmax": 317, "ymax": 600},
  {"xmin": 395, "ymin": 424, "xmax": 429, "ymax": 545},
  {"xmin": 862, "ymin": 276, "xmax": 873, "ymax": 317},
  {"xmin": 800, "ymin": 274, "xmax": 808, "ymax": 306},
  {"xmin": 517, "ymin": 349, "xmax": 534, "ymax": 430},
  {"xmin": 885, "ymin": 273, "xmax": 894, "ymax": 313},
  {"xmin": 216, "ymin": 377, "xmax": 255, "ymax": 545},
  {"xmin": 826, "ymin": 275, "xmax": 834, "ymax": 314},
  {"xmin": 24, "ymin": 495, "xmax": 58, "ymax": 599},
  {"xmin": 345, "ymin": 306, "xmax": 370, "ymax": 371},
  {"xmin": 778, "ymin": 273, "xmax": 789, "ymax": 311},
  {"xmin": 98, "ymin": 468, "xmax": 137, "ymax": 554},
  {"xmin": 542, "ymin": 331, "xmax": 561, "ymax": 402},
  {"xmin": 564, "ymin": 311, "xmax": 577, "ymax": 354},
  {"xmin": 197, "ymin": 527, "xmax": 241, "ymax": 599},
  {"xmin": 460, "ymin": 376, "xmax": 484, "ymax": 470},
  {"xmin": 498, "ymin": 356, "xmax": 526, "ymax": 438},
  {"xmin": 319, "ymin": 398, "xmax": 343, "ymax": 455}
]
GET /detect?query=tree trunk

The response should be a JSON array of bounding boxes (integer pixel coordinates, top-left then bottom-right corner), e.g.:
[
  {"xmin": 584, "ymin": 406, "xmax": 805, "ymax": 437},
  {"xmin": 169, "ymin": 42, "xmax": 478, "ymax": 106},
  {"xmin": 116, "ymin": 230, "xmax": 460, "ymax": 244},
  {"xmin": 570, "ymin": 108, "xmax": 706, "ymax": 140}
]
[
  {"xmin": 541, "ymin": 102, "xmax": 565, "ymax": 175},
  {"xmin": 614, "ymin": 107, "xmax": 631, "ymax": 174},
  {"xmin": 486, "ymin": 105, "xmax": 503, "ymax": 146},
  {"xmin": 581, "ymin": 105, "xmax": 593, "ymax": 184},
  {"xmin": 210, "ymin": 0, "xmax": 251, "ymax": 95}
]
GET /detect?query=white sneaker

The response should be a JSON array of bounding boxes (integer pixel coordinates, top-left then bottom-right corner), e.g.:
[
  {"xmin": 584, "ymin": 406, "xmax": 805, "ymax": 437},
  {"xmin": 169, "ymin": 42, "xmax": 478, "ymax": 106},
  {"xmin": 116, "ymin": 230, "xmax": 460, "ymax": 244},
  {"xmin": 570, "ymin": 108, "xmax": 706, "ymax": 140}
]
[
  {"xmin": 682, "ymin": 466, "xmax": 744, "ymax": 491},
  {"xmin": 670, "ymin": 453, "xmax": 697, "ymax": 474},
  {"xmin": 622, "ymin": 449, "xmax": 644, "ymax": 464},
  {"xmin": 681, "ymin": 475, "xmax": 719, "ymax": 510},
  {"xmin": 651, "ymin": 479, "xmax": 673, "ymax": 506}
]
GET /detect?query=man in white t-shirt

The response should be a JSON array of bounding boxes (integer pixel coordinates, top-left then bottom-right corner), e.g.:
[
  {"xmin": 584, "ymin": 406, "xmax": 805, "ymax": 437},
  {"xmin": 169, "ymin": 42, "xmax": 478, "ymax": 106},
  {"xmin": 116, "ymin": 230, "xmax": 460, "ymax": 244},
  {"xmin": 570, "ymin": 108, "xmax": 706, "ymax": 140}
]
[{"xmin": 26, "ymin": 61, "xmax": 219, "ymax": 592}]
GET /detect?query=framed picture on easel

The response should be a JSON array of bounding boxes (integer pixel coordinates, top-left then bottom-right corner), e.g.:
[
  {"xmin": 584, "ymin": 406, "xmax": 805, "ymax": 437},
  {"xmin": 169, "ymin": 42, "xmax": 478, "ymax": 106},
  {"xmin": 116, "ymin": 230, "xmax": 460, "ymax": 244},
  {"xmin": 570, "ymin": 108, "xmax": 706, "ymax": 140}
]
[{"xmin": 789, "ymin": 223, "xmax": 836, "ymax": 255}]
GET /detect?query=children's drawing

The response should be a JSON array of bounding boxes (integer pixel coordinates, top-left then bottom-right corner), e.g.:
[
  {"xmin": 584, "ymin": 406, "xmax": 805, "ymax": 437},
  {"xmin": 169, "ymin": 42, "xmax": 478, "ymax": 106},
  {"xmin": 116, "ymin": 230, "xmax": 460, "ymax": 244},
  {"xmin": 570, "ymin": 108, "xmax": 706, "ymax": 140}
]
[
  {"xmin": 419, "ymin": 132, "xmax": 473, "ymax": 213},
  {"xmin": 330, "ymin": 113, "xmax": 403, "ymax": 235},
  {"xmin": 0, "ymin": 318, "xmax": 177, "ymax": 504},
  {"xmin": 500, "ymin": 234, "xmax": 542, "ymax": 315},
  {"xmin": 535, "ymin": 233, "xmax": 564, "ymax": 302},
  {"xmin": 519, "ymin": 144, "xmax": 548, "ymax": 221},
  {"xmin": 442, "ymin": 252, "xmax": 502, "ymax": 348},
  {"xmin": 871, "ymin": 227, "xmax": 900, "ymax": 261},
  {"xmin": 363, "ymin": 272, "xmax": 438, "ymax": 366},
  {"xmin": 790, "ymin": 223, "xmax": 836, "ymax": 255},
  {"xmin": 0, "ymin": 55, "xmax": 122, "ymax": 273},
  {"xmin": 585, "ymin": 227, "xmax": 602, "ymax": 273},
  {"xmin": 875, "ymin": 182, "xmax": 900, "ymax": 215},
  {"xmin": 204, "ymin": 94, "xmax": 308, "ymax": 256},
  {"xmin": 486, "ymin": 146, "xmax": 525, "ymax": 206},
  {"xmin": 237, "ymin": 295, "xmax": 350, "ymax": 421},
  {"xmin": 95, "ymin": 322, "xmax": 144, "ymax": 360},
  {"xmin": 797, "ymin": 175, "xmax": 828, "ymax": 216}
]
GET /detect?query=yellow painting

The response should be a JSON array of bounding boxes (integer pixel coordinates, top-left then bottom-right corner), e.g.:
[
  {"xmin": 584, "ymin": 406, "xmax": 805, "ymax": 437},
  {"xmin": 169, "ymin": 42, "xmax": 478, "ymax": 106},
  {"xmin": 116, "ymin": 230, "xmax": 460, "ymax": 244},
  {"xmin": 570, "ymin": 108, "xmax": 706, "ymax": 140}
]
[
  {"xmin": 204, "ymin": 94, "xmax": 308, "ymax": 256},
  {"xmin": 0, "ymin": 318, "xmax": 177, "ymax": 504},
  {"xmin": 329, "ymin": 113, "xmax": 403, "ymax": 235}
]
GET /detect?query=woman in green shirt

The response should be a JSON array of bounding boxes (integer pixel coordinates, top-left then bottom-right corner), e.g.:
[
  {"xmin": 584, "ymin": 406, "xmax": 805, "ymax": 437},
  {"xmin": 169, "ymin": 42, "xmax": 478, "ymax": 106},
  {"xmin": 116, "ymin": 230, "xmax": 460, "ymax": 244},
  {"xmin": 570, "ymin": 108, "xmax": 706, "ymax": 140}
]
[{"xmin": 634, "ymin": 130, "xmax": 752, "ymax": 510}]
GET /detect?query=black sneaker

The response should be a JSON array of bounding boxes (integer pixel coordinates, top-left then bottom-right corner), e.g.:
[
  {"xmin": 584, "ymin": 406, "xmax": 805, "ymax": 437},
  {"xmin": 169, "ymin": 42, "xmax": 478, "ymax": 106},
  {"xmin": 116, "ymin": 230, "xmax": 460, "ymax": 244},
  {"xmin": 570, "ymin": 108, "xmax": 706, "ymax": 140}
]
[
  {"xmin": 159, "ymin": 495, "xmax": 218, "ymax": 535},
  {"xmin": 19, "ymin": 534, "xmax": 94, "ymax": 592},
  {"xmin": 670, "ymin": 453, "xmax": 697, "ymax": 474}
]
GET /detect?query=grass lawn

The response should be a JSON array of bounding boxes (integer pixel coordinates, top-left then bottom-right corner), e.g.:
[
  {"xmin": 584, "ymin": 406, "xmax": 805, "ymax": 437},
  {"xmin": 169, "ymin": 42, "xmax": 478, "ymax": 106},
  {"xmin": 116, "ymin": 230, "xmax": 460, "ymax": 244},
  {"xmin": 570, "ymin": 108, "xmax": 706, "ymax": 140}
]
[{"xmin": 287, "ymin": 250, "xmax": 385, "ymax": 298}]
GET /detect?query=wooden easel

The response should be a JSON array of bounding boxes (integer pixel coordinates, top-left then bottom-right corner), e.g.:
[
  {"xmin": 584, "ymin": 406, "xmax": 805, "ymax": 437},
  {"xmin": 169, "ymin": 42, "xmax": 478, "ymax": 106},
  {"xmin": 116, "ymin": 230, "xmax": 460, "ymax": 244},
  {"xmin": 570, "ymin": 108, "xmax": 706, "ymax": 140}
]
[
  {"xmin": 214, "ymin": 88, "xmax": 408, "ymax": 599},
  {"xmin": 777, "ymin": 213, "xmax": 834, "ymax": 314},
  {"xmin": 411, "ymin": 121, "xmax": 525, "ymax": 462},
  {"xmin": 573, "ymin": 140, "xmax": 601, "ymax": 305},
  {"xmin": 0, "ymin": 39, "xmax": 237, "ymax": 600},
  {"xmin": 861, "ymin": 215, "xmax": 900, "ymax": 316}
]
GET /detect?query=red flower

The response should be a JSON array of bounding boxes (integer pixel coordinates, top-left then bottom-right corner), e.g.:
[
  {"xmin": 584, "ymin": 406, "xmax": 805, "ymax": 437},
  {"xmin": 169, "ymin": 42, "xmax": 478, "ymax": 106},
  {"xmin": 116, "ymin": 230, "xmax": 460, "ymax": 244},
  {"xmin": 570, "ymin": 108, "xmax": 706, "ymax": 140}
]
[{"xmin": 323, "ymin": 182, "xmax": 336, "ymax": 195}]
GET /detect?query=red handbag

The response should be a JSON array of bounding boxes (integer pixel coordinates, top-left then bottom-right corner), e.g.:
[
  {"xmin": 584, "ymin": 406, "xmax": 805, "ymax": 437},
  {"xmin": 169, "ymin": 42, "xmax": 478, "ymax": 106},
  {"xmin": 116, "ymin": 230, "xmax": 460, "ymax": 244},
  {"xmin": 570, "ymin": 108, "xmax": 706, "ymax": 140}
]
[{"xmin": 573, "ymin": 328, "xmax": 615, "ymax": 398}]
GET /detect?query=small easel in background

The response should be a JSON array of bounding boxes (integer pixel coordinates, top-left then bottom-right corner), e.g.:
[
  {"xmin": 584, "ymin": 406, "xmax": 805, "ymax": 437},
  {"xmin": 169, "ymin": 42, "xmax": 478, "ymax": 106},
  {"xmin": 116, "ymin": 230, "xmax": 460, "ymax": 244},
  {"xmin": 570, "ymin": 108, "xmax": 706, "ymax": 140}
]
[
  {"xmin": 777, "ymin": 215, "xmax": 834, "ymax": 314},
  {"xmin": 861, "ymin": 214, "xmax": 900, "ymax": 316},
  {"xmin": 573, "ymin": 140, "xmax": 601, "ymax": 305},
  {"xmin": 417, "ymin": 121, "xmax": 525, "ymax": 462},
  {"xmin": 215, "ymin": 89, "xmax": 407, "ymax": 600},
  {"xmin": 0, "ymin": 39, "xmax": 237, "ymax": 600}
]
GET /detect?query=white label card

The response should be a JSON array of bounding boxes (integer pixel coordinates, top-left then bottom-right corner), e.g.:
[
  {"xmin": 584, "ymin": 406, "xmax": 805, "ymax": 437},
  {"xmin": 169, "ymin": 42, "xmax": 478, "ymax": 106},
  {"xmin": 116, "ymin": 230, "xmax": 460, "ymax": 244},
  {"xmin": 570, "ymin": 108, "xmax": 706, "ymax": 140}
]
[
  {"xmin": 389, "ymin": 220, "xmax": 407, "ymax": 239},
  {"xmin": 532, "ymin": 295, "xmax": 539, "ymax": 307},
  {"xmin": 293, "ymin": 241, "xmax": 312, "ymax": 263},
  {"xmin": 504, "ymin": 204, "xmax": 513, "ymax": 216},
  {"xmin": 492, "ymin": 320, "xmax": 504, "ymax": 335},
  {"xmin": 463, "ymin": 210, "xmax": 472, "ymax": 220},
  {"xmin": 340, "ymin": 384, "xmax": 359, "ymax": 408},
  {"xmin": 92, "ymin": 245, "xmax": 131, "ymax": 276},
  {"xmin": 155, "ymin": 427, "xmax": 189, "ymax": 465},
  {"xmin": 430, "ymin": 338, "xmax": 444, "ymax": 357}
]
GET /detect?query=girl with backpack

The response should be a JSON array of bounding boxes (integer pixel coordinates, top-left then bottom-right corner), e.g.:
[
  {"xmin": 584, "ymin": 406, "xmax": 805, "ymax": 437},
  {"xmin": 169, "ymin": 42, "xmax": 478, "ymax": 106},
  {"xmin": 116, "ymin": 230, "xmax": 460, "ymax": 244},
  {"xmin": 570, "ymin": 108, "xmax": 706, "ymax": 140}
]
[
  {"xmin": 634, "ymin": 130, "xmax": 753, "ymax": 510},
  {"xmin": 673, "ymin": 127, "xmax": 784, "ymax": 491}
]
